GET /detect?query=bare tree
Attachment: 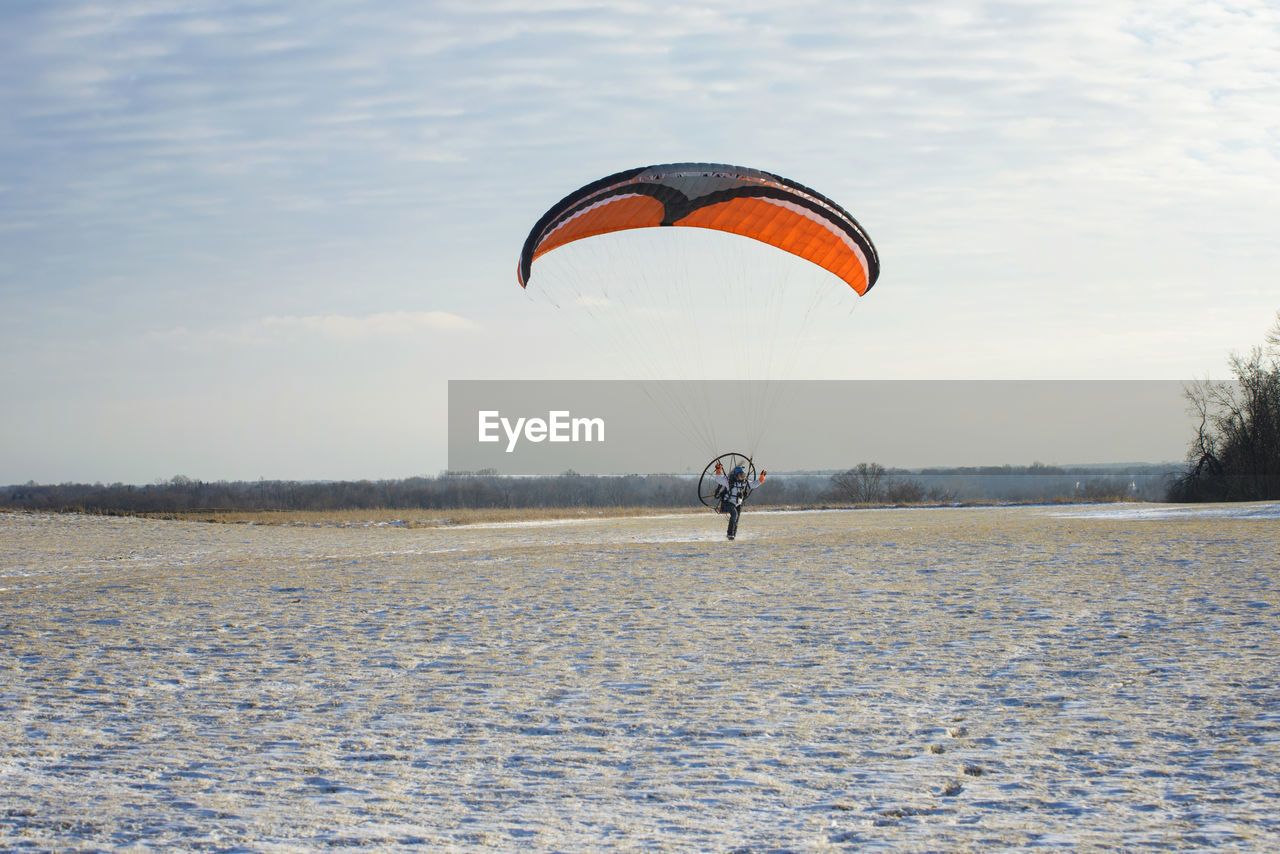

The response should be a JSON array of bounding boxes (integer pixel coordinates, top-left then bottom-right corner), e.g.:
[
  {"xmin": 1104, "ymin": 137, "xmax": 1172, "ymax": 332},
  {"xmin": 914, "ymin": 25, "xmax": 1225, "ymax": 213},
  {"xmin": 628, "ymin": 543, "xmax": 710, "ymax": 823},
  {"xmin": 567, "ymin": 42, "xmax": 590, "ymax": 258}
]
[
  {"xmin": 1172, "ymin": 313, "xmax": 1280, "ymax": 501},
  {"xmin": 830, "ymin": 462, "xmax": 887, "ymax": 503}
]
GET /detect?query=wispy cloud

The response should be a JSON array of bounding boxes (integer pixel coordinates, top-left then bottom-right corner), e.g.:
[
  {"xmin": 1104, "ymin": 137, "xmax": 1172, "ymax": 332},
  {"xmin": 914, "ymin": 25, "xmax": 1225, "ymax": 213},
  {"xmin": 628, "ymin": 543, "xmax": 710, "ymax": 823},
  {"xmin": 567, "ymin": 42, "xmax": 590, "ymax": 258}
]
[
  {"xmin": 147, "ymin": 310, "xmax": 480, "ymax": 347},
  {"xmin": 257, "ymin": 310, "xmax": 479, "ymax": 339}
]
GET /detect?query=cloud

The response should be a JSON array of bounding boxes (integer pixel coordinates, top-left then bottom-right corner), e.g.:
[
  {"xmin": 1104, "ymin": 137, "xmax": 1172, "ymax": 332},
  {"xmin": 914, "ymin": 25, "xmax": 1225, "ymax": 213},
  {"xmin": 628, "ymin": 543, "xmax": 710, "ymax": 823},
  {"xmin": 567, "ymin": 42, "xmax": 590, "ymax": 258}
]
[
  {"xmin": 257, "ymin": 310, "xmax": 479, "ymax": 339},
  {"xmin": 137, "ymin": 311, "xmax": 480, "ymax": 353}
]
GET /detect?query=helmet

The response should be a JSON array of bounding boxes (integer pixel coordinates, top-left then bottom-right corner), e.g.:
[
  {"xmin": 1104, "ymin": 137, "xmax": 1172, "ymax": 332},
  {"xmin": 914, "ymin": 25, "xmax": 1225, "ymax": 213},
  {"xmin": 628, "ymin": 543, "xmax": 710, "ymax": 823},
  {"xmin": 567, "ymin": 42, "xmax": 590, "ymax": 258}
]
[{"xmin": 733, "ymin": 466, "xmax": 746, "ymax": 478}]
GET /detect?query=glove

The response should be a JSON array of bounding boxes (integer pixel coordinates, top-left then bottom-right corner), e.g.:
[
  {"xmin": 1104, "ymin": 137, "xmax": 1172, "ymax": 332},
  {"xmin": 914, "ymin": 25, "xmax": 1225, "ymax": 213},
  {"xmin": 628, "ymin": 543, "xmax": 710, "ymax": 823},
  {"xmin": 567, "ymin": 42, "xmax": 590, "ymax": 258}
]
[
  {"xmin": 760, "ymin": 470, "xmax": 767, "ymax": 480},
  {"xmin": 715, "ymin": 462, "xmax": 723, "ymax": 474}
]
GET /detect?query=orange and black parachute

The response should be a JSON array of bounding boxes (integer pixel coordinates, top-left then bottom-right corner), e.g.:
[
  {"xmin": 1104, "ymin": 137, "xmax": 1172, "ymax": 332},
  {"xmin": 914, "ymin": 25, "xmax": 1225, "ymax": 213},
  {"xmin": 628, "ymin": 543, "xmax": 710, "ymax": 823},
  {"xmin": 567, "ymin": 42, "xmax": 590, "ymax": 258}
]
[{"xmin": 517, "ymin": 162, "xmax": 880, "ymax": 294}]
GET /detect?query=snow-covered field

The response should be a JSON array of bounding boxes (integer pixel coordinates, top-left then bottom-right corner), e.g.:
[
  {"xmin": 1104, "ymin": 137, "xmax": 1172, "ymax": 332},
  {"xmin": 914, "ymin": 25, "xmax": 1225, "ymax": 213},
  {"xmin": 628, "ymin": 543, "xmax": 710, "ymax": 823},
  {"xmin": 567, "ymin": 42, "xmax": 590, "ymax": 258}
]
[{"xmin": 2, "ymin": 504, "xmax": 1278, "ymax": 852}]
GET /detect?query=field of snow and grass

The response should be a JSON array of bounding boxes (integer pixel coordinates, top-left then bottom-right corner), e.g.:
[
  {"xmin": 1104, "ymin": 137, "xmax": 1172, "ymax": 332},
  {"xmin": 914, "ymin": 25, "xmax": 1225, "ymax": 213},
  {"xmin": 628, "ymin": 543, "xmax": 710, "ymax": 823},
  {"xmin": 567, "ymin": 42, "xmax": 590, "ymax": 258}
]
[{"xmin": 2, "ymin": 503, "xmax": 1278, "ymax": 851}]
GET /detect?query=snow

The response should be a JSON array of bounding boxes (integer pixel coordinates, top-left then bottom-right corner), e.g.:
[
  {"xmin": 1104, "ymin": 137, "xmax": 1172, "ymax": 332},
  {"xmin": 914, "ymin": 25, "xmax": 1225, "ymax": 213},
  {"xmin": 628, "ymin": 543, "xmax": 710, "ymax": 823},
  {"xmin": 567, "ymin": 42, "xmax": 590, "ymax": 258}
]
[
  {"xmin": 1051, "ymin": 501, "xmax": 1280, "ymax": 520},
  {"xmin": 2, "ymin": 506, "xmax": 1278, "ymax": 851}
]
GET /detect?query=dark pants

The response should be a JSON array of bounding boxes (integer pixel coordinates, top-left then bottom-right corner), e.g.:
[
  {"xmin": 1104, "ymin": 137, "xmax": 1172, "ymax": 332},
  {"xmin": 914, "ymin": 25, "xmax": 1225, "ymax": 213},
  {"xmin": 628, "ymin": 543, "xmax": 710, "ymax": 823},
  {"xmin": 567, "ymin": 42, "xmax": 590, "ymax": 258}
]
[{"xmin": 719, "ymin": 499, "xmax": 740, "ymax": 538}]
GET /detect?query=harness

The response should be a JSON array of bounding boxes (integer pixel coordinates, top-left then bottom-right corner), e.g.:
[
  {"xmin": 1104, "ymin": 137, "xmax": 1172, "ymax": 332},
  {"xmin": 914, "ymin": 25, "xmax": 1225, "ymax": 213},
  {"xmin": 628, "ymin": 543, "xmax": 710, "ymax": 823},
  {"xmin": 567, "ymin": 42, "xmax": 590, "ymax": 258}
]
[{"xmin": 718, "ymin": 476, "xmax": 752, "ymax": 507}]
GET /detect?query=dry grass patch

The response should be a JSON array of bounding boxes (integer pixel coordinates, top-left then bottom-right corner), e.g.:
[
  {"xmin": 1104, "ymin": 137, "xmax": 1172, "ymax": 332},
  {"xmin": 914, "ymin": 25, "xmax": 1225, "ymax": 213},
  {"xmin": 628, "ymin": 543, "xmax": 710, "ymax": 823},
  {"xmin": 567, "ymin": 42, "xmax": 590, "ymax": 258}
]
[{"xmin": 143, "ymin": 505, "xmax": 704, "ymax": 527}]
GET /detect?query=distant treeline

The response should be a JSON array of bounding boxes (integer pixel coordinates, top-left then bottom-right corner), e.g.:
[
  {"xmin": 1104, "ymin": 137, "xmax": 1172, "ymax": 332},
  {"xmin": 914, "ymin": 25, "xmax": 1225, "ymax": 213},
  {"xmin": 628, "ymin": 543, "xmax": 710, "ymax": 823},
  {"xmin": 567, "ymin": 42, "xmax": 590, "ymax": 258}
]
[
  {"xmin": 1, "ymin": 464, "xmax": 1179, "ymax": 516},
  {"xmin": 823, "ymin": 462, "xmax": 1177, "ymax": 504},
  {"xmin": 0, "ymin": 474, "xmax": 692, "ymax": 515}
]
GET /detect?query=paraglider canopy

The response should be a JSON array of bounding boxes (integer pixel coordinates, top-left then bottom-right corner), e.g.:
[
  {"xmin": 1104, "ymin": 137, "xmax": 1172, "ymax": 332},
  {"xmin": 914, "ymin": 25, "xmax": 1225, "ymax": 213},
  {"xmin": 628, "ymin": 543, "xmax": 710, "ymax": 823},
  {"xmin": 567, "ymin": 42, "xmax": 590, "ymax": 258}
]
[
  {"xmin": 513, "ymin": 162, "xmax": 883, "ymax": 472},
  {"xmin": 517, "ymin": 162, "xmax": 880, "ymax": 295}
]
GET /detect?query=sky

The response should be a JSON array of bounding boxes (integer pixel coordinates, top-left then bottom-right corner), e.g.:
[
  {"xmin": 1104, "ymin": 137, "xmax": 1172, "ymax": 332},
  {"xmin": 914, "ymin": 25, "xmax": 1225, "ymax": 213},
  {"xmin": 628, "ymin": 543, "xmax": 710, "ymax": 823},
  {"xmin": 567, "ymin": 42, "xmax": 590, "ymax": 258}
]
[{"xmin": 3, "ymin": 0, "xmax": 1279, "ymax": 484}]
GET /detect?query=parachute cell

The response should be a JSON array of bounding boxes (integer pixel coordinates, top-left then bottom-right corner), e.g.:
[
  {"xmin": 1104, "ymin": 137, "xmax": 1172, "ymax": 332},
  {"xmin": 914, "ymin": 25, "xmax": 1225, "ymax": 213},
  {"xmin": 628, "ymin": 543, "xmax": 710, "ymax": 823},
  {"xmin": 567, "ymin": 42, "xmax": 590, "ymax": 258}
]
[{"xmin": 517, "ymin": 163, "xmax": 880, "ymax": 294}]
